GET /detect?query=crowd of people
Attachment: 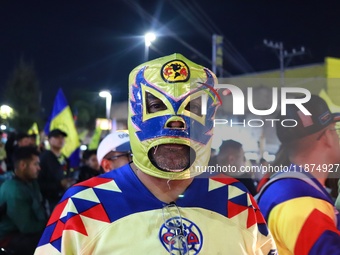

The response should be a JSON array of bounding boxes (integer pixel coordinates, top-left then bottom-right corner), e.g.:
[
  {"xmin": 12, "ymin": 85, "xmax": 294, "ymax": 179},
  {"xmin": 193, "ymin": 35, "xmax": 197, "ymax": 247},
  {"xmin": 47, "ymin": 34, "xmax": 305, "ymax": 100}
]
[
  {"xmin": 0, "ymin": 53, "xmax": 339, "ymax": 254},
  {"xmin": 0, "ymin": 129, "xmax": 133, "ymax": 255}
]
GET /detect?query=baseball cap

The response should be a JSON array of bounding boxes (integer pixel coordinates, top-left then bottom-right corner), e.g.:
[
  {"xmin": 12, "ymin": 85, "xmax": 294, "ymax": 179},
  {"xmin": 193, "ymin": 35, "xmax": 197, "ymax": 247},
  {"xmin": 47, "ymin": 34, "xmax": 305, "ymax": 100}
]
[
  {"xmin": 97, "ymin": 131, "xmax": 131, "ymax": 164},
  {"xmin": 48, "ymin": 129, "xmax": 68, "ymax": 139},
  {"xmin": 276, "ymin": 95, "xmax": 340, "ymax": 143}
]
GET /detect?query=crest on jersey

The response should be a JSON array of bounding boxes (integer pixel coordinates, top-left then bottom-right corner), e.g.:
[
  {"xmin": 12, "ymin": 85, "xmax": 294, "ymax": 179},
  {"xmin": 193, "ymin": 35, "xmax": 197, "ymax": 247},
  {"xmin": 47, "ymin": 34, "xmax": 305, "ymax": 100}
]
[
  {"xmin": 161, "ymin": 60, "xmax": 190, "ymax": 83},
  {"xmin": 159, "ymin": 217, "xmax": 203, "ymax": 254}
]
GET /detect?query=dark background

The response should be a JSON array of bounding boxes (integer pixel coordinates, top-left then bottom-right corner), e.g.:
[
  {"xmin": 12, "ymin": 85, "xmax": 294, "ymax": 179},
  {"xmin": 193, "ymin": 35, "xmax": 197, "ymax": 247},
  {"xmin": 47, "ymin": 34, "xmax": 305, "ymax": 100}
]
[{"xmin": 1, "ymin": 0, "xmax": 340, "ymax": 114}]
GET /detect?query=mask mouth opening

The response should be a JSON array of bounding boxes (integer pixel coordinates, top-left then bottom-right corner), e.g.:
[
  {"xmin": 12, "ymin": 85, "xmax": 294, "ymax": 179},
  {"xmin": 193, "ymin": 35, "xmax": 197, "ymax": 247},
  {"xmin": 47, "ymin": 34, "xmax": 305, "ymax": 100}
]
[{"xmin": 148, "ymin": 144, "xmax": 196, "ymax": 172}]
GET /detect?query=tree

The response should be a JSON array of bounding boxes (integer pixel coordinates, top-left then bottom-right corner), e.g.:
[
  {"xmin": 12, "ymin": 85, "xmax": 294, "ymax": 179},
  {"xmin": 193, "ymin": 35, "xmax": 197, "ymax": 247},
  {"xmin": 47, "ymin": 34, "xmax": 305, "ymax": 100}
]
[
  {"xmin": 4, "ymin": 58, "xmax": 42, "ymax": 132},
  {"xmin": 69, "ymin": 89, "xmax": 105, "ymax": 130},
  {"xmin": 73, "ymin": 99, "xmax": 95, "ymax": 129}
]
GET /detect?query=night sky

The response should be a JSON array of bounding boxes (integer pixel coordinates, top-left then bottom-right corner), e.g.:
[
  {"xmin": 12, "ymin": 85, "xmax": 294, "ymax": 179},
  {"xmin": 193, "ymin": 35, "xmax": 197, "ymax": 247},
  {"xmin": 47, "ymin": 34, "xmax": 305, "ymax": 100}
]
[{"xmin": 1, "ymin": 0, "xmax": 340, "ymax": 113}]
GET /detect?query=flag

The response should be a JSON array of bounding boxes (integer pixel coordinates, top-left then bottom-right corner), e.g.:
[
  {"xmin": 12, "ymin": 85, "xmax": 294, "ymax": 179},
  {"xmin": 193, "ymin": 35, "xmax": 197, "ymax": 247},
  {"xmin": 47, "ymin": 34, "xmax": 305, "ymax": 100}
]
[
  {"xmin": 28, "ymin": 122, "xmax": 40, "ymax": 146},
  {"xmin": 78, "ymin": 130, "xmax": 89, "ymax": 142},
  {"xmin": 326, "ymin": 57, "xmax": 340, "ymax": 104},
  {"xmin": 45, "ymin": 88, "xmax": 80, "ymax": 168},
  {"xmin": 88, "ymin": 126, "xmax": 102, "ymax": 150}
]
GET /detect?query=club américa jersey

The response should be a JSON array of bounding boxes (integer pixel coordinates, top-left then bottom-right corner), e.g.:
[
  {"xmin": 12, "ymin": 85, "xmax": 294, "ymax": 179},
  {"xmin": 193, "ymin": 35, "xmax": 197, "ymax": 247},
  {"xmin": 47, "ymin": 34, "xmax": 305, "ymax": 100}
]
[
  {"xmin": 258, "ymin": 169, "xmax": 340, "ymax": 255},
  {"xmin": 34, "ymin": 165, "xmax": 277, "ymax": 254}
]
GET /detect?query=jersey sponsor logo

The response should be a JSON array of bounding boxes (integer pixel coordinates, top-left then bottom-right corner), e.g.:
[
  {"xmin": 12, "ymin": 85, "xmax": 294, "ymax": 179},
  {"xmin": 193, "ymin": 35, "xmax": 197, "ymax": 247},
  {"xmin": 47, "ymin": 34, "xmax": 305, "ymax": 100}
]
[{"xmin": 159, "ymin": 217, "xmax": 203, "ymax": 254}]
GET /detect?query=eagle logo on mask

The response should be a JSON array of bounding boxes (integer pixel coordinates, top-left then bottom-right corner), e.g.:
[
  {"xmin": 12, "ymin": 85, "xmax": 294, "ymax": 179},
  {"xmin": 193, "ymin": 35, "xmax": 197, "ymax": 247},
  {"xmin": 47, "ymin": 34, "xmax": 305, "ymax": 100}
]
[{"xmin": 161, "ymin": 60, "xmax": 190, "ymax": 83}]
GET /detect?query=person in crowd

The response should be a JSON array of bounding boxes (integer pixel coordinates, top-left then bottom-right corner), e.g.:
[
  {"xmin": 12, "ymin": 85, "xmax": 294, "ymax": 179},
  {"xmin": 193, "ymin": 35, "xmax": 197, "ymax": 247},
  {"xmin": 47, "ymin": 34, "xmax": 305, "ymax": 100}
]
[
  {"xmin": 28, "ymin": 133, "xmax": 39, "ymax": 147},
  {"xmin": 38, "ymin": 129, "xmax": 76, "ymax": 214},
  {"xmin": 77, "ymin": 149, "xmax": 101, "ymax": 182},
  {"xmin": 0, "ymin": 146, "xmax": 47, "ymax": 255},
  {"xmin": 257, "ymin": 157, "xmax": 269, "ymax": 179},
  {"xmin": 208, "ymin": 148, "xmax": 217, "ymax": 167},
  {"xmin": 4, "ymin": 132, "xmax": 16, "ymax": 172},
  {"xmin": 216, "ymin": 139, "xmax": 257, "ymax": 195},
  {"xmin": 257, "ymin": 95, "xmax": 340, "ymax": 254},
  {"xmin": 35, "ymin": 54, "xmax": 276, "ymax": 254},
  {"xmin": 38, "ymin": 141, "xmax": 46, "ymax": 154},
  {"xmin": 259, "ymin": 157, "xmax": 269, "ymax": 167},
  {"xmin": 336, "ymin": 179, "xmax": 340, "ymax": 210},
  {"xmin": 16, "ymin": 133, "xmax": 31, "ymax": 147},
  {"xmin": 97, "ymin": 130, "xmax": 132, "ymax": 173},
  {"xmin": 325, "ymin": 174, "xmax": 339, "ymax": 201},
  {"xmin": 256, "ymin": 146, "xmax": 290, "ymax": 192},
  {"xmin": 0, "ymin": 131, "xmax": 6, "ymax": 174},
  {"xmin": 3, "ymin": 132, "xmax": 32, "ymax": 174}
]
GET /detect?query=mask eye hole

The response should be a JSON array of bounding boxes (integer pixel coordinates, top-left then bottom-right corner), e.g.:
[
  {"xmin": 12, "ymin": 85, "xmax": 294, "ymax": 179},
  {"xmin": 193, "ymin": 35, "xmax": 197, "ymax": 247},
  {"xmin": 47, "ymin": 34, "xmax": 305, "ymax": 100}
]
[
  {"xmin": 184, "ymin": 97, "xmax": 202, "ymax": 116},
  {"xmin": 146, "ymin": 92, "xmax": 168, "ymax": 113}
]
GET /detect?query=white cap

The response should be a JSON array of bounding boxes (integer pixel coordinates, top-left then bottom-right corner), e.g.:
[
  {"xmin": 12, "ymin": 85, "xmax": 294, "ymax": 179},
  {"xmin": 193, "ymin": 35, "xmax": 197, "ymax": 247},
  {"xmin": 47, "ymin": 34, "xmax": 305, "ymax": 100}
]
[{"xmin": 97, "ymin": 131, "xmax": 131, "ymax": 165}]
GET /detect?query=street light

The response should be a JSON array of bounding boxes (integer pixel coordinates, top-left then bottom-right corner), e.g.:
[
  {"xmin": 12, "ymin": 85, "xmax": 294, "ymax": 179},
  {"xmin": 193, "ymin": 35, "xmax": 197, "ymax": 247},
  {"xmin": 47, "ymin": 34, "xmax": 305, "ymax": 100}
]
[
  {"xmin": 99, "ymin": 90, "xmax": 112, "ymax": 120},
  {"xmin": 0, "ymin": 105, "xmax": 14, "ymax": 119},
  {"xmin": 144, "ymin": 32, "xmax": 156, "ymax": 61}
]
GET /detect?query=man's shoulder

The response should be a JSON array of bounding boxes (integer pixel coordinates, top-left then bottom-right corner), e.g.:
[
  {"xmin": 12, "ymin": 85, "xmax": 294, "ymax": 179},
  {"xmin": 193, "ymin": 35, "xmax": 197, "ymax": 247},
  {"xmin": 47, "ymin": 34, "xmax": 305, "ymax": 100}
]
[
  {"xmin": 209, "ymin": 174, "xmax": 251, "ymax": 192},
  {"xmin": 202, "ymin": 175, "xmax": 270, "ymax": 238},
  {"xmin": 40, "ymin": 150, "xmax": 55, "ymax": 160},
  {"xmin": 257, "ymin": 173, "xmax": 332, "ymax": 217},
  {"xmin": 0, "ymin": 178, "xmax": 23, "ymax": 198},
  {"xmin": 200, "ymin": 175, "xmax": 258, "ymax": 207},
  {"xmin": 261, "ymin": 174, "xmax": 322, "ymax": 198},
  {"xmin": 64, "ymin": 164, "xmax": 131, "ymax": 197},
  {"xmin": 45, "ymin": 173, "xmax": 129, "ymax": 234},
  {"xmin": 1, "ymin": 178, "xmax": 19, "ymax": 189},
  {"xmin": 69, "ymin": 175, "xmax": 115, "ymax": 192}
]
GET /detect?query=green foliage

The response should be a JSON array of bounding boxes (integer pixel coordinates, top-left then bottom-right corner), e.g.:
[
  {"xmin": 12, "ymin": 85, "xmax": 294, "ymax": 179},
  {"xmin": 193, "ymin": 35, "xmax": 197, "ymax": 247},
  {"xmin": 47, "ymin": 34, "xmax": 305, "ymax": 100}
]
[
  {"xmin": 73, "ymin": 100, "xmax": 95, "ymax": 129},
  {"xmin": 69, "ymin": 89, "xmax": 103, "ymax": 130},
  {"xmin": 4, "ymin": 58, "xmax": 42, "ymax": 132}
]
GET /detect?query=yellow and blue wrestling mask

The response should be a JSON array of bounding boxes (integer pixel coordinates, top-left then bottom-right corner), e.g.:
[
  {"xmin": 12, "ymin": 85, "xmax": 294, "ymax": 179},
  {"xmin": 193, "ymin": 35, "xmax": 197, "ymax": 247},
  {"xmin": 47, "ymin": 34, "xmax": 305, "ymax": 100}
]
[{"xmin": 128, "ymin": 53, "xmax": 220, "ymax": 180}]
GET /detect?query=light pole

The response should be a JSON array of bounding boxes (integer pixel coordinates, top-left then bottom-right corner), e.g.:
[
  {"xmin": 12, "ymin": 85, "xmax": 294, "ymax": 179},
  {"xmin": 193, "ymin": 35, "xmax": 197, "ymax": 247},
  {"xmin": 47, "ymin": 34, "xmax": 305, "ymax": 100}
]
[
  {"xmin": 144, "ymin": 32, "xmax": 156, "ymax": 62},
  {"xmin": 99, "ymin": 90, "xmax": 112, "ymax": 121},
  {"xmin": 0, "ymin": 105, "xmax": 14, "ymax": 131},
  {"xmin": 263, "ymin": 39, "xmax": 305, "ymax": 86}
]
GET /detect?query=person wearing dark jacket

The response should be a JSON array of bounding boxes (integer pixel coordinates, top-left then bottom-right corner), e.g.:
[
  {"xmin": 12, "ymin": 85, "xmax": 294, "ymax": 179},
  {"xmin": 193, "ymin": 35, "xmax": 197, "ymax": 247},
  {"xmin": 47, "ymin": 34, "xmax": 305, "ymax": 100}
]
[
  {"xmin": 0, "ymin": 146, "xmax": 47, "ymax": 255},
  {"xmin": 38, "ymin": 129, "xmax": 76, "ymax": 215},
  {"xmin": 77, "ymin": 149, "xmax": 101, "ymax": 182}
]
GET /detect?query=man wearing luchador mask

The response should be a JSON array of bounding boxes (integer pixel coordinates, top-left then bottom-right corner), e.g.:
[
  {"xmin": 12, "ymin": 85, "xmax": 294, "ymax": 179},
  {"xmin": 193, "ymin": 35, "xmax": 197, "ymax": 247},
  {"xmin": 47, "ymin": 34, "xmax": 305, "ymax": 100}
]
[{"xmin": 35, "ymin": 54, "xmax": 277, "ymax": 255}]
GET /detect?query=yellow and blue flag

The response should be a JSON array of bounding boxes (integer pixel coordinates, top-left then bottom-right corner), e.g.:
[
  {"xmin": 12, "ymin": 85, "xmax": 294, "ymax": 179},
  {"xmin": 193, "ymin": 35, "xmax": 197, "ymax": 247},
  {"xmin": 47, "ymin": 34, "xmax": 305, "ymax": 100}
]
[
  {"xmin": 44, "ymin": 88, "xmax": 80, "ymax": 168},
  {"xmin": 28, "ymin": 122, "xmax": 40, "ymax": 146},
  {"xmin": 88, "ymin": 126, "xmax": 102, "ymax": 150}
]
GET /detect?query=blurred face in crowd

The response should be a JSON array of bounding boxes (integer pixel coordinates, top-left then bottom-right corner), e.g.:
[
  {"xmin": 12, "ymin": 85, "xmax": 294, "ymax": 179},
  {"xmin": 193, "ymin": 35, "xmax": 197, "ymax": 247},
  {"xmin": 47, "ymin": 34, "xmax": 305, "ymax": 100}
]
[
  {"xmin": 86, "ymin": 154, "xmax": 100, "ymax": 171},
  {"xmin": 218, "ymin": 147, "xmax": 245, "ymax": 169},
  {"xmin": 19, "ymin": 155, "xmax": 41, "ymax": 181},
  {"xmin": 49, "ymin": 135, "xmax": 65, "ymax": 150},
  {"xmin": 101, "ymin": 151, "xmax": 131, "ymax": 172},
  {"xmin": 234, "ymin": 148, "xmax": 246, "ymax": 169},
  {"xmin": 18, "ymin": 137, "xmax": 31, "ymax": 147},
  {"xmin": 29, "ymin": 136, "xmax": 37, "ymax": 146}
]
